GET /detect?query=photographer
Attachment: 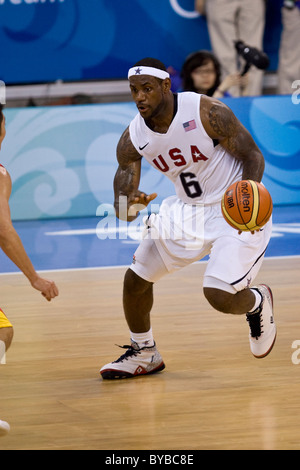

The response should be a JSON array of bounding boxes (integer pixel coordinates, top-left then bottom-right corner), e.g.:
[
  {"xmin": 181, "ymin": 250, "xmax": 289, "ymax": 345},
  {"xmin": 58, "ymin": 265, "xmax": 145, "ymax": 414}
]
[
  {"xmin": 196, "ymin": 0, "xmax": 266, "ymax": 96},
  {"xmin": 278, "ymin": 0, "xmax": 300, "ymax": 95}
]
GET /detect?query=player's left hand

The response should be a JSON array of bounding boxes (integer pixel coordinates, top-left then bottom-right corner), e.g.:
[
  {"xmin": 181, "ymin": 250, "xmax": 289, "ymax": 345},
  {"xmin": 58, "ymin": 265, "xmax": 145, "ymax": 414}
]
[
  {"xmin": 130, "ymin": 191, "xmax": 157, "ymax": 206},
  {"xmin": 128, "ymin": 191, "xmax": 157, "ymax": 218}
]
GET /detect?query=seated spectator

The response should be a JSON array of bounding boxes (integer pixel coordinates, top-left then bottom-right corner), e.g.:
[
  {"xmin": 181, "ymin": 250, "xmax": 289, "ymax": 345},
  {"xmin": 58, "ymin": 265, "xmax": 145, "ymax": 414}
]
[{"xmin": 181, "ymin": 50, "xmax": 248, "ymax": 98}]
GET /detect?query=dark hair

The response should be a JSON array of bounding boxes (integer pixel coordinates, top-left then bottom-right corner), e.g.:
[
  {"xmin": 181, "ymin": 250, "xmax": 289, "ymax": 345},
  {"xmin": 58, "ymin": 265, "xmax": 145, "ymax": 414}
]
[
  {"xmin": 181, "ymin": 51, "xmax": 221, "ymax": 96},
  {"xmin": 133, "ymin": 57, "xmax": 168, "ymax": 72}
]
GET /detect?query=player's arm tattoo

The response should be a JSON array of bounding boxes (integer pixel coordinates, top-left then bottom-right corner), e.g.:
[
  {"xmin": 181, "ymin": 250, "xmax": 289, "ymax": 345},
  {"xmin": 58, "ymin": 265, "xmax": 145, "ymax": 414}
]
[
  {"xmin": 116, "ymin": 127, "xmax": 141, "ymax": 168},
  {"xmin": 114, "ymin": 127, "xmax": 142, "ymax": 217},
  {"xmin": 209, "ymin": 103, "xmax": 235, "ymax": 136},
  {"xmin": 208, "ymin": 102, "xmax": 264, "ymax": 181},
  {"xmin": 114, "ymin": 163, "xmax": 140, "ymax": 199}
]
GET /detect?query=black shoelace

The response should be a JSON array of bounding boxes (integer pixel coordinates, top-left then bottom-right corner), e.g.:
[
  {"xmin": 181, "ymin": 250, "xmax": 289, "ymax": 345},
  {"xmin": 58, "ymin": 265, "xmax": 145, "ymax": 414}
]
[
  {"xmin": 247, "ymin": 310, "xmax": 263, "ymax": 339},
  {"xmin": 113, "ymin": 345, "xmax": 141, "ymax": 363}
]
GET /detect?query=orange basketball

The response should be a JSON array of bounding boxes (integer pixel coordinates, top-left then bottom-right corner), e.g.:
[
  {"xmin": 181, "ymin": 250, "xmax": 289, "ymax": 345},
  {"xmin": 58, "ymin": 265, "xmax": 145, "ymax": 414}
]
[{"xmin": 221, "ymin": 180, "xmax": 273, "ymax": 232}]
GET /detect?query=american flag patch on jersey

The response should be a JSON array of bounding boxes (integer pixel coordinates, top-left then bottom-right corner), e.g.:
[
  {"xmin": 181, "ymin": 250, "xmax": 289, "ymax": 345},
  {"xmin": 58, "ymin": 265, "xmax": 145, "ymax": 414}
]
[{"xmin": 183, "ymin": 120, "xmax": 196, "ymax": 132}]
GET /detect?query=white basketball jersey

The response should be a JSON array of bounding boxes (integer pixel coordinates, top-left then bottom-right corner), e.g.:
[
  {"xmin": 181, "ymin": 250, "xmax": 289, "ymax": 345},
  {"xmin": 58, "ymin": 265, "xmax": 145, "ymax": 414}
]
[{"xmin": 129, "ymin": 92, "xmax": 243, "ymax": 204}]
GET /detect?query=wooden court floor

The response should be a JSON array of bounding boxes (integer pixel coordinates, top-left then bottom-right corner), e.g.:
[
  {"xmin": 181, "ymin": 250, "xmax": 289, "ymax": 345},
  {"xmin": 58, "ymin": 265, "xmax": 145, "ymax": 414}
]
[{"xmin": 0, "ymin": 257, "xmax": 300, "ymax": 450}]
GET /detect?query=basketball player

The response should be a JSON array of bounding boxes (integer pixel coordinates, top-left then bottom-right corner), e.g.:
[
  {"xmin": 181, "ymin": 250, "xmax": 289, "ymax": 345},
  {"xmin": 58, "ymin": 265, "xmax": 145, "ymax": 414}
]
[
  {"xmin": 0, "ymin": 104, "xmax": 59, "ymax": 368},
  {"xmin": 100, "ymin": 58, "xmax": 276, "ymax": 379}
]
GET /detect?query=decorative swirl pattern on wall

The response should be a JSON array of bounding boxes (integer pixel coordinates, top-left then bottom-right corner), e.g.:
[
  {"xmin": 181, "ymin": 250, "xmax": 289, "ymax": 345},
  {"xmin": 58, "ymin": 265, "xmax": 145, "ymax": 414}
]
[
  {"xmin": 0, "ymin": 0, "xmax": 115, "ymax": 83},
  {"xmin": 3, "ymin": 104, "xmax": 174, "ymax": 220},
  {"xmin": 223, "ymin": 96, "xmax": 300, "ymax": 206},
  {"xmin": 2, "ymin": 95, "xmax": 298, "ymax": 221},
  {"xmin": 249, "ymin": 97, "xmax": 300, "ymax": 201}
]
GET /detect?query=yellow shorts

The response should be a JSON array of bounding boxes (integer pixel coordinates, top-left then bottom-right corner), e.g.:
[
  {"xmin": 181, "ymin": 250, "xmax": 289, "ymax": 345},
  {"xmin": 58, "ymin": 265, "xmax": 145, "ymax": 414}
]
[{"xmin": 0, "ymin": 309, "xmax": 13, "ymax": 329}]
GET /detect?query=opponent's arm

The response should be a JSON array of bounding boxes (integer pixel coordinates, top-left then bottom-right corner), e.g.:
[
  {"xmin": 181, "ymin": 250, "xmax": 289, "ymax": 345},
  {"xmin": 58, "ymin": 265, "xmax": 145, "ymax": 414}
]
[
  {"xmin": 114, "ymin": 127, "xmax": 157, "ymax": 221},
  {"xmin": 0, "ymin": 170, "xmax": 59, "ymax": 301},
  {"xmin": 200, "ymin": 95, "xmax": 265, "ymax": 182}
]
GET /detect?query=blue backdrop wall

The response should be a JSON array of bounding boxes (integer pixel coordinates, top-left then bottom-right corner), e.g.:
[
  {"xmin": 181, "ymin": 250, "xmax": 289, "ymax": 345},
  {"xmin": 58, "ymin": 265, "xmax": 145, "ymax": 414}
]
[
  {"xmin": 0, "ymin": 0, "xmax": 283, "ymax": 85},
  {"xmin": 2, "ymin": 94, "xmax": 299, "ymax": 221}
]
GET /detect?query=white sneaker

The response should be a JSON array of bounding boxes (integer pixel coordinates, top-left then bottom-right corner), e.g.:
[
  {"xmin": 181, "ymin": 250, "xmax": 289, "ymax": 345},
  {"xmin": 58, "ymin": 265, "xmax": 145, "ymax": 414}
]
[
  {"xmin": 246, "ymin": 284, "xmax": 276, "ymax": 358},
  {"xmin": 100, "ymin": 342, "xmax": 165, "ymax": 379}
]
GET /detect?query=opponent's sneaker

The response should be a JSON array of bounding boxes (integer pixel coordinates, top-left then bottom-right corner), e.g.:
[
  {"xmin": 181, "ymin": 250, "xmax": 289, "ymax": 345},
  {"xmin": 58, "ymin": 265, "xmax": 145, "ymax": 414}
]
[
  {"xmin": 0, "ymin": 420, "xmax": 10, "ymax": 437},
  {"xmin": 246, "ymin": 284, "xmax": 276, "ymax": 358},
  {"xmin": 100, "ymin": 342, "xmax": 165, "ymax": 379}
]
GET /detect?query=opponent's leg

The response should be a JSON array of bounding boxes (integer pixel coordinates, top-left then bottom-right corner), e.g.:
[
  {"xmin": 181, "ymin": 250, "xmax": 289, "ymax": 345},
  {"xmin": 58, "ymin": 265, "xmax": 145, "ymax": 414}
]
[
  {"xmin": 0, "ymin": 419, "xmax": 10, "ymax": 437},
  {"xmin": 0, "ymin": 309, "xmax": 14, "ymax": 365},
  {"xmin": 0, "ymin": 328, "xmax": 13, "ymax": 365},
  {"xmin": 0, "ymin": 313, "xmax": 13, "ymax": 435}
]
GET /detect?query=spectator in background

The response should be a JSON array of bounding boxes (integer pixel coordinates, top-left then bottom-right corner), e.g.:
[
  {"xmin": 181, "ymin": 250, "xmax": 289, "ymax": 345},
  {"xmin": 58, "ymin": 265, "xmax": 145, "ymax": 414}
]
[
  {"xmin": 278, "ymin": 0, "xmax": 300, "ymax": 95},
  {"xmin": 181, "ymin": 50, "xmax": 248, "ymax": 98},
  {"xmin": 195, "ymin": 0, "xmax": 266, "ymax": 96}
]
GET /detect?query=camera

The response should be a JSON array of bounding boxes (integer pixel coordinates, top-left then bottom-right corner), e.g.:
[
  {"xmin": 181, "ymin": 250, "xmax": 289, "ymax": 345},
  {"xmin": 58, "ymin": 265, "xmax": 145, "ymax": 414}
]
[{"xmin": 235, "ymin": 40, "xmax": 270, "ymax": 75}]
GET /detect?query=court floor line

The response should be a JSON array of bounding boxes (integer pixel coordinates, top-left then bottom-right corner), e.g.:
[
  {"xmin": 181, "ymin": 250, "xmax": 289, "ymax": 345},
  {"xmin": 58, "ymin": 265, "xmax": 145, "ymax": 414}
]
[{"xmin": 0, "ymin": 254, "xmax": 299, "ymax": 276}]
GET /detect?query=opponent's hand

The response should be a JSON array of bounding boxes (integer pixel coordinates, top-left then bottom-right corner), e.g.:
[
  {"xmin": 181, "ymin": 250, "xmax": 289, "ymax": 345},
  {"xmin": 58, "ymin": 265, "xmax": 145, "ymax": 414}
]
[{"xmin": 31, "ymin": 276, "xmax": 59, "ymax": 302}]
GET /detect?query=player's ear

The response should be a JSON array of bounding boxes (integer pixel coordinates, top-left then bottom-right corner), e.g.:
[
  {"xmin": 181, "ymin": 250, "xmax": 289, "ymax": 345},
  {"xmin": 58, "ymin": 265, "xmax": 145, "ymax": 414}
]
[{"xmin": 162, "ymin": 78, "xmax": 171, "ymax": 94}]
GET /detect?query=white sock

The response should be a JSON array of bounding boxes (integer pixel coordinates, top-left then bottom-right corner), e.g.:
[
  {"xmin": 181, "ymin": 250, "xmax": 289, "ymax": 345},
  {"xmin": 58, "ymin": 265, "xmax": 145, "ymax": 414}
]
[
  {"xmin": 0, "ymin": 340, "xmax": 6, "ymax": 365},
  {"xmin": 248, "ymin": 289, "xmax": 263, "ymax": 314},
  {"xmin": 130, "ymin": 328, "xmax": 154, "ymax": 349}
]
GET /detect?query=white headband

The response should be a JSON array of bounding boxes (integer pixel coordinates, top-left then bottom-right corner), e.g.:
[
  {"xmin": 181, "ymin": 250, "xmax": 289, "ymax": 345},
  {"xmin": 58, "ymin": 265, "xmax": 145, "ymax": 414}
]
[{"xmin": 128, "ymin": 66, "xmax": 170, "ymax": 80}]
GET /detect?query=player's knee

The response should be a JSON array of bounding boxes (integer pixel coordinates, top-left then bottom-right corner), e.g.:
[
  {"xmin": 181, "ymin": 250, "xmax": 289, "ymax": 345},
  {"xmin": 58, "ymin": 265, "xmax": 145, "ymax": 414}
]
[
  {"xmin": 203, "ymin": 287, "xmax": 235, "ymax": 314},
  {"xmin": 124, "ymin": 268, "xmax": 153, "ymax": 296}
]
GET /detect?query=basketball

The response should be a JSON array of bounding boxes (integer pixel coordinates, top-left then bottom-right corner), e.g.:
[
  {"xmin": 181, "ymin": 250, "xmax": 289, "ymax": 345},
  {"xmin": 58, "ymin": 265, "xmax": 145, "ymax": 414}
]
[{"xmin": 221, "ymin": 180, "xmax": 273, "ymax": 232}]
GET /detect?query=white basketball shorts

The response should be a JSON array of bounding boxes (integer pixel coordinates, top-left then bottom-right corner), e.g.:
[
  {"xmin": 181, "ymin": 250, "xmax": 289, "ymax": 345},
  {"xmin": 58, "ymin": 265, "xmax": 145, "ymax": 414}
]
[{"xmin": 130, "ymin": 195, "xmax": 272, "ymax": 293}]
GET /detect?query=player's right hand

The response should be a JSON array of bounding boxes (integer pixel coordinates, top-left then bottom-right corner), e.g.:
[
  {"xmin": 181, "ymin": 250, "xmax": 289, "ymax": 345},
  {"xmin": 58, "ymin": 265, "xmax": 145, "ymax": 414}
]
[{"xmin": 31, "ymin": 276, "xmax": 59, "ymax": 301}]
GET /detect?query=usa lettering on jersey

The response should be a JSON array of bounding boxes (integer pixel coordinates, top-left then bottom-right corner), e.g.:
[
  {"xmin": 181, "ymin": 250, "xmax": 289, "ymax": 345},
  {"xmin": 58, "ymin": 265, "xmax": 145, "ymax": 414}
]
[{"xmin": 153, "ymin": 146, "xmax": 208, "ymax": 172}]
